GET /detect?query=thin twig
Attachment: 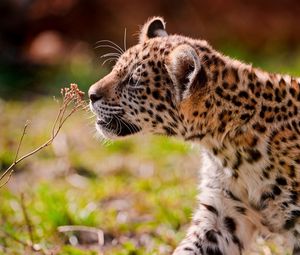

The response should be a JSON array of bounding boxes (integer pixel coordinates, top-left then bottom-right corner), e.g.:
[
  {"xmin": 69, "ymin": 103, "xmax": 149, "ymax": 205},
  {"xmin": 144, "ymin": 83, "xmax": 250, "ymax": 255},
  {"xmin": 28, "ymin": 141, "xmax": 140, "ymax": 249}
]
[
  {"xmin": 51, "ymin": 106, "xmax": 63, "ymax": 138},
  {"xmin": 14, "ymin": 121, "xmax": 29, "ymax": 162}
]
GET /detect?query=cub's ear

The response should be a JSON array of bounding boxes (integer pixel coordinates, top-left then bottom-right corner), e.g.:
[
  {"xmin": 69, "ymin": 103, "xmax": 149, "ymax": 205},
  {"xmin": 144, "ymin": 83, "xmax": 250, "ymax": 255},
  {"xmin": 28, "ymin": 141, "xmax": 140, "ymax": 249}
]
[
  {"xmin": 139, "ymin": 17, "xmax": 168, "ymax": 43},
  {"xmin": 165, "ymin": 44, "xmax": 201, "ymax": 101}
]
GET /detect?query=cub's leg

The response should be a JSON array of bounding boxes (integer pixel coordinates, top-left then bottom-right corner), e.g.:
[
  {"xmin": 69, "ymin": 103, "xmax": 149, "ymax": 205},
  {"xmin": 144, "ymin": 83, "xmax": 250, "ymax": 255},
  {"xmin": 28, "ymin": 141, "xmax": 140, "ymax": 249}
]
[{"xmin": 172, "ymin": 189, "xmax": 256, "ymax": 255}]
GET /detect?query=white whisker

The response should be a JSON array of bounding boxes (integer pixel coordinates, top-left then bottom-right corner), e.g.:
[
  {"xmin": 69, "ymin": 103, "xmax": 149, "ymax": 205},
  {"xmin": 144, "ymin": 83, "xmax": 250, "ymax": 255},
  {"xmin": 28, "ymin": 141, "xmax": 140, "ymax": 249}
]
[
  {"xmin": 124, "ymin": 28, "xmax": 127, "ymax": 51},
  {"xmin": 116, "ymin": 117, "xmax": 122, "ymax": 136},
  {"xmin": 119, "ymin": 117, "xmax": 138, "ymax": 134},
  {"xmin": 95, "ymin": 40, "xmax": 124, "ymax": 54},
  {"xmin": 95, "ymin": 44, "xmax": 124, "ymax": 55},
  {"xmin": 102, "ymin": 58, "xmax": 118, "ymax": 66},
  {"xmin": 96, "ymin": 103, "xmax": 123, "ymax": 111},
  {"xmin": 95, "ymin": 39, "xmax": 125, "ymax": 52},
  {"xmin": 100, "ymin": 52, "xmax": 121, "ymax": 59},
  {"xmin": 87, "ymin": 115, "xmax": 96, "ymax": 120}
]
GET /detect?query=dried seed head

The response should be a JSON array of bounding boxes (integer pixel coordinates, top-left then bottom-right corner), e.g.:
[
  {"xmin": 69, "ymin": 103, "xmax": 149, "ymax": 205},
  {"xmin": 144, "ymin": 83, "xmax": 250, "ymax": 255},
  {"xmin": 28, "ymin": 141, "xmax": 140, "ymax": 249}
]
[{"xmin": 61, "ymin": 83, "xmax": 86, "ymax": 109}]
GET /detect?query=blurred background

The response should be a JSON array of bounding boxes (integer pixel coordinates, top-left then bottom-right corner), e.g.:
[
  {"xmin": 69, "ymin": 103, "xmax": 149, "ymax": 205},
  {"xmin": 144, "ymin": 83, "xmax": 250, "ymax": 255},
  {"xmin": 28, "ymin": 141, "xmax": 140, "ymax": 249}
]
[
  {"xmin": 2, "ymin": 0, "xmax": 300, "ymax": 98},
  {"xmin": 0, "ymin": 0, "xmax": 299, "ymax": 254}
]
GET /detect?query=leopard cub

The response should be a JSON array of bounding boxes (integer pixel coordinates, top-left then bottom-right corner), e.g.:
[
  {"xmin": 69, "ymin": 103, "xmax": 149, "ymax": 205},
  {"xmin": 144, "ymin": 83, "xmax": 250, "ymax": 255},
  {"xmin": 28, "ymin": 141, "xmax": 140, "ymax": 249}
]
[{"xmin": 89, "ymin": 17, "xmax": 300, "ymax": 255}]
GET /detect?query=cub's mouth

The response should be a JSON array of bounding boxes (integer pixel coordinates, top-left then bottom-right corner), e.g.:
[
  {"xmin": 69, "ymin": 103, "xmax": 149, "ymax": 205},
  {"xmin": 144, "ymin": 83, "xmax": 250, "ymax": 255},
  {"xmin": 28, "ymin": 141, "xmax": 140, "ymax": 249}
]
[{"xmin": 96, "ymin": 115, "xmax": 141, "ymax": 137}]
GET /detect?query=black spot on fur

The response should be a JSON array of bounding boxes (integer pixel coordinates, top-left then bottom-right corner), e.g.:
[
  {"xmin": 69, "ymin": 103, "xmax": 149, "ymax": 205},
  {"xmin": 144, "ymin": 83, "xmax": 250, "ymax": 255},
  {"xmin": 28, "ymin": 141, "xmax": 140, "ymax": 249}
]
[
  {"xmin": 289, "ymin": 165, "xmax": 296, "ymax": 178},
  {"xmin": 232, "ymin": 235, "xmax": 244, "ymax": 253},
  {"xmin": 289, "ymin": 87, "xmax": 296, "ymax": 97},
  {"xmin": 260, "ymin": 192, "xmax": 275, "ymax": 204},
  {"xmin": 272, "ymin": 185, "xmax": 282, "ymax": 196},
  {"xmin": 186, "ymin": 134, "xmax": 205, "ymax": 141},
  {"xmin": 249, "ymin": 82, "xmax": 255, "ymax": 93},
  {"xmin": 193, "ymin": 111, "xmax": 199, "ymax": 117},
  {"xmin": 233, "ymin": 151, "xmax": 243, "ymax": 170},
  {"xmin": 156, "ymin": 103, "xmax": 167, "ymax": 112},
  {"xmin": 196, "ymin": 68, "xmax": 208, "ymax": 87},
  {"xmin": 232, "ymin": 96, "xmax": 242, "ymax": 107},
  {"xmin": 194, "ymin": 240, "xmax": 203, "ymax": 253},
  {"xmin": 284, "ymin": 210, "xmax": 300, "ymax": 230},
  {"xmin": 183, "ymin": 247, "xmax": 194, "ymax": 252},
  {"xmin": 163, "ymin": 126, "xmax": 176, "ymax": 136},
  {"xmin": 226, "ymin": 190, "xmax": 241, "ymax": 202},
  {"xmin": 246, "ymin": 149, "xmax": 262, "ymax": 163},
  {"xmin": 155, "ymin": 115, "xmax": 163, "ymax": 123},
  {"xmin": 206, "ymin": 247, "xmax": 223, "ymax": 255},
  {"xmin": 205, "ymin": 100, "xmax": 211, "ymax": 108},
  {"xmin": 235, "ymin": 206, "xmax": 246, "ymax": 214},
  {"xmin": 224, "ymin": 217, "xmax": 236, "ymax": 232},
  {"xmin": 276, "ymin": 177, "xmax": 287, "ymax": 186},
  {"xmin": 152, "ymin": 90, "xmax": 160, "ymax": 99},
  {"xmin": 238, "ymin": 91, "xmax": 249, "ymax": 99},
  {"xmin": 252, "ymin": 123, "xmax": 267, "ymax": 133},
  {"xmin": 218, "ymin": 121, "xmax": 226, "ymax": 133},
  {"xmin": 290, "ymin": 190, "xmax": 298, "ymax": 204},
  {"xmin": 241, "ymin": 113, "xmax": 251, "ymax": 121},
  {"xmin": 205, "ymin": 230, "xmax": 218, "ymax": 244},
  {"xmin": 202, "ymin": 203, "xmax": 219, "ymax": 216},
  {"xmin": 216, "ymin": 86, "xmax": 223, "ymax": 96}
]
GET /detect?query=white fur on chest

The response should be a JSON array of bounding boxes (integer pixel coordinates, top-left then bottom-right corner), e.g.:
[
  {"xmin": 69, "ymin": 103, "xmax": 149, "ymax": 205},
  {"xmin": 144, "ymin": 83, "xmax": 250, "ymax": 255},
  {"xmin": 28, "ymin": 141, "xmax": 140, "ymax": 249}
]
[
  {"xmin": 198, "ymin": 148, "xmax": 297, "ymax": 247},
  {"xmin": 199, "ymin": 148, "xmax": 266, "ymax": 199}
]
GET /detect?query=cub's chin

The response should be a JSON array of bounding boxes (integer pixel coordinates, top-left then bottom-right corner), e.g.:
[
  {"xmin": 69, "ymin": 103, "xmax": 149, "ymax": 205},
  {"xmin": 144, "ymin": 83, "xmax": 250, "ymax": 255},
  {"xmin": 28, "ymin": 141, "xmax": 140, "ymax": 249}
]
[
  {"xmin": 95, "ymin": 116, "xmax": 141, "ymax": 139},
  {"xmin": 95, "ymin": 124, "xmax": 119, "ymax": 140}
]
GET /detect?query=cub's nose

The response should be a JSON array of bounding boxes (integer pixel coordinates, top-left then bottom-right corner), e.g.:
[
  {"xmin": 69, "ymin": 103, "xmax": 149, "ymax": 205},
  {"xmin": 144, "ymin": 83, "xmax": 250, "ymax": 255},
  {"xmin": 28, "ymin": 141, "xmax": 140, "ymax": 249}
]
[
  {"xmin": 89, "ymin": 92, "xmax": 102, "ymax": 103},
  {"xmin": 88, "ymin": 87, "xmax": 103, "ymax": 103}
]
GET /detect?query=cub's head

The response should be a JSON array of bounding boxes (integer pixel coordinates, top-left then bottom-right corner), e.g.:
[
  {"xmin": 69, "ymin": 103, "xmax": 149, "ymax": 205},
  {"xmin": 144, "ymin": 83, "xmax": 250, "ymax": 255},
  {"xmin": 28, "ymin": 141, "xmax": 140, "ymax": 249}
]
[{"xmin": 89, "ymin": 17, "xmax": 213, "ymax": 139}]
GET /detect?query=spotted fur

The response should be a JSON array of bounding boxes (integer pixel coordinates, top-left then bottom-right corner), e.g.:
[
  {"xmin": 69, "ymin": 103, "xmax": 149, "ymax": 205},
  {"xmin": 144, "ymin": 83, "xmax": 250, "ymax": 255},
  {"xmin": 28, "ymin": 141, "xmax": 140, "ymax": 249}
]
[{"xmin": 89, "ymin": 17, "xmax": 300, "ymax": 254}]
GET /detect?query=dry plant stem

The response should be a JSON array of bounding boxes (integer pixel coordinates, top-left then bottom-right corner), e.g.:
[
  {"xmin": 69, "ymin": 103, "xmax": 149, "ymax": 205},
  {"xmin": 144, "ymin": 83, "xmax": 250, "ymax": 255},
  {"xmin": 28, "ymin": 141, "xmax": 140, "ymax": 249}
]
[
  {"xmin": 1, "ymin": 194, "xmax": 49, "ymax": 254},
  {"xmin": 0, "ymin": 123, "xmax": 30, "ymax": 187},
  {"xmin": 1, "ymin": 195, "xmax": 36, "ymax": 251},
  {"xmin": 14, "ymin": 121, "xmax": 29, "ymax": 162},
  {"xmin": 0, "ymin": 229, "xmax": 47, "ymax": 254},
  {"xmin": 0, "ymin": 83, "xmax": 85, "ymax": 188},
  {"xmin": 0, "ymin": 229, "xmax": 28, "ymax": 247},
  {"xmin": 0, "ymin": 117, "xmax": 62, "ymax": 187},
  {"xmin": 20, "ymin": 193, "xmax": 35, "ymax": 246}
]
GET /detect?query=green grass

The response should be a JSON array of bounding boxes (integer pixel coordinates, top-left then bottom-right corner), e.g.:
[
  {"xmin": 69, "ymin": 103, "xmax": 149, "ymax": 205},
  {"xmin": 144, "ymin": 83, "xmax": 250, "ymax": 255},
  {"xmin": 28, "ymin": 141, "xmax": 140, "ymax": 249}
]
[
  {"xmin": 0, "ymin": 99, "xmax": 198, "ymax": 254},
  {"xmin": 1, "ymin": 46, "xmax": 299, "ymax": 254}
]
